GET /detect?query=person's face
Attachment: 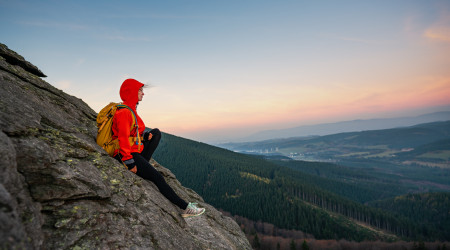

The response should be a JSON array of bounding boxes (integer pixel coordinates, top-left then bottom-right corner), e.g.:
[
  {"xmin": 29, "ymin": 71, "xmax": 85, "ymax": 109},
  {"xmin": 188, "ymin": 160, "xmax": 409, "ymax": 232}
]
[{"xmin": 138, "ymin": 87, "xmax": 144, "ymax": 101}]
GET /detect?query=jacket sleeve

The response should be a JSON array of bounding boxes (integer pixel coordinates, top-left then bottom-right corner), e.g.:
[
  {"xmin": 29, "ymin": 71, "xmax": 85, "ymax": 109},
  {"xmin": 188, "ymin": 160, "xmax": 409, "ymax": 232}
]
[{"xmin": 114, "ymin": 109, "xmax": 135, "ymax": 165}]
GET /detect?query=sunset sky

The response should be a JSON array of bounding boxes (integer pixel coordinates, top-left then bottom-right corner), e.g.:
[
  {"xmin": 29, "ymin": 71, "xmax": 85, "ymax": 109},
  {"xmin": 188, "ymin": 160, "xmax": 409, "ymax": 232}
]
[{"xmin": 1, "ymin": 0, "xmax": 450, "ymax": 143}]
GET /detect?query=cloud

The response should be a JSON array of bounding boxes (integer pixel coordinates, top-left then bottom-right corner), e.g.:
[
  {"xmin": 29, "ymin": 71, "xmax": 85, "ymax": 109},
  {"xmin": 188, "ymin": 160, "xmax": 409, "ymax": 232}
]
[
  {"xmin": 424, "ymin": 10, "xmax": 450, "ymax": 42},
  {"xmin": 101, "ymin": 13, "xmax": 211, "ymax": 21},
  {"xmin": 319, "ymin": 33, "xmax": 391, "ymax": 45},
  {"xmin": 18, "ymin": 20, "xmax": 87, "ymax": 30},
  {"xmin": 75, "ymin": 59, "xmax": 85, "ymax": 67},
  {"xmin": 55, "ymin": 80, "xmax": 71, "ymax": 90},
  {"xmin": 334, "ymin": 36, "xmax": 389, "ymax": 44},
  {"xmin": 100, "ymin": 35, "xmax": 154, "ymax": 42},
  {"xmin": 424, "ymin": 27, "xmax": 450, "ymax": 42}
]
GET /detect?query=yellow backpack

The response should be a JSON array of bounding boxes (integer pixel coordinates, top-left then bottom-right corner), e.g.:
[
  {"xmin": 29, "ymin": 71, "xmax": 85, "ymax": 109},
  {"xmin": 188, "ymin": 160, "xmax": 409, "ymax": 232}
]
[{"xmin": 96, "ymin": 102, "xmax": 141, "ymax": 156}]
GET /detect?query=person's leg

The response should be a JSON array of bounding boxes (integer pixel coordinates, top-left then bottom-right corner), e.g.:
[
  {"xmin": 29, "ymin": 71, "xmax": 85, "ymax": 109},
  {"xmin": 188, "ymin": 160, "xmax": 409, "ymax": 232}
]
[
  {"xmin": 141, "ymin": 128, "xmax": 161, "ymax": 161},
  {"xmin": 114, "ymin": 153, "xmax": 204, "ymax": 216},
  {"xmin": 132, "ymin": 152, "xmax": 188, "ymax": 210}
]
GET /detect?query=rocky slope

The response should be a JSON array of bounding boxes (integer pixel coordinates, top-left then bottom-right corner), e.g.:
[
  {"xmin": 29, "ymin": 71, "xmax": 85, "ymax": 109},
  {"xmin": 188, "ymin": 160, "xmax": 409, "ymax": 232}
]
[{"xmin": 0, "ymin": 43, "xmax": 251, "ymax": 249}]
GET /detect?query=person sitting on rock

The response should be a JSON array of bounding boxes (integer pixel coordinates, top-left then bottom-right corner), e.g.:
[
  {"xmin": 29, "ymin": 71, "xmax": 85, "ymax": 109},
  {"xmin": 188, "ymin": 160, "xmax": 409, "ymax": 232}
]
[{"xmin": 112, "ymin": 78, "xmax": 205, "ymax": 218}]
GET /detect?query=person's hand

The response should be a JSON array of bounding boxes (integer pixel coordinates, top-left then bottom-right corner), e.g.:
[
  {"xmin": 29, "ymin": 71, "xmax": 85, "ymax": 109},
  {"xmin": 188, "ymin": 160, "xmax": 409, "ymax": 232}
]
[
  {"xmin": 147, "ymin": 133, "xmax": 153, "ymax": 141},
  {"xmin": 128, "ymin": 165, "xmax": 137, "ymax": 173},
  {"xmin": 126, "ymin": 162, "xmax": 137, "ymax": 173}
]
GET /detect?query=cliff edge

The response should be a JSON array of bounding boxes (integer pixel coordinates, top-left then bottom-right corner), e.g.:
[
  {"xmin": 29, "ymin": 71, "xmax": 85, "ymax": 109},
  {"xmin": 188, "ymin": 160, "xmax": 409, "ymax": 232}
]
[{"xmin": 0, "ymin": 43, "xmax": 251, "ymax": 249}]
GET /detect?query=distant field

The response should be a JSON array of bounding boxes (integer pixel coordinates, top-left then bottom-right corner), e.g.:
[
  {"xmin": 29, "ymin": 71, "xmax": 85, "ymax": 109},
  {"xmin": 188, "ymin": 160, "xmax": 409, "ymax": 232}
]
[
  {"xmin": 338, "ymin": 152, "xmax": 371, "ymax": 157},
  {"xmin": 419, "ymin": 150, "xmax": 450, "ymax": 161},
  {"xmin": 402, "ymin": 160, "xmax": 450, "ymax": 169},
  {"xmin": 278, "ymin": 144, "xmax": 402, "ymax": 161}
]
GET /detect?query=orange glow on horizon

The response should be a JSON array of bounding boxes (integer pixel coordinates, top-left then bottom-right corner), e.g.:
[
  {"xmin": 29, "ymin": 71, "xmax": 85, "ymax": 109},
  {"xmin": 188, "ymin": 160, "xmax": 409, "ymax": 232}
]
[{"xmin": 143, "ymin": 75, "xmax": 450, "ymax": 137}]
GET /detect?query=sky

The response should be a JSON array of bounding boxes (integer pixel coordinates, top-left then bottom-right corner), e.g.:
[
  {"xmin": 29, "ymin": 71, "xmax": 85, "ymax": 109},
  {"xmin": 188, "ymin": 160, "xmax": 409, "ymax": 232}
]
[{"xmin": 1, "ymin": 0, "xmax": 450, "ymax": 143}]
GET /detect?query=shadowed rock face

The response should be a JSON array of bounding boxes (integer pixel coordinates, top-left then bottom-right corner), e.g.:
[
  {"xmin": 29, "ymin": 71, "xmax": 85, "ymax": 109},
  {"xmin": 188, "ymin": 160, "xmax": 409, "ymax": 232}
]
[{"xmin": 0, "ymin": 43, "xmax": 251, "ymax": 250}]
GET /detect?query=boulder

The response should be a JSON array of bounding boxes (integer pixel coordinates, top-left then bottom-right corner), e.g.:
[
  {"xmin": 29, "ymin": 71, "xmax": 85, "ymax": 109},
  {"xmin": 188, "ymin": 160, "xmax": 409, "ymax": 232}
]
[{"xmin": 0, "ymin": 43, "xmax": 251, "ymax": 249}]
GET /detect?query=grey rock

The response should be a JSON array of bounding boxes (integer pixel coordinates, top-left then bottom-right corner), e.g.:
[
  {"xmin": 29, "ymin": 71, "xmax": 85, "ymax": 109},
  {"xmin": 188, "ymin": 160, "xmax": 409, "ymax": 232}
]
[
  {"xmin": 0, "ymin": 43, "xmax": 46, "ymax": 77},
  {"xmin": 0, "ymin": 43, "xmax": 251, "ymax": 250}
]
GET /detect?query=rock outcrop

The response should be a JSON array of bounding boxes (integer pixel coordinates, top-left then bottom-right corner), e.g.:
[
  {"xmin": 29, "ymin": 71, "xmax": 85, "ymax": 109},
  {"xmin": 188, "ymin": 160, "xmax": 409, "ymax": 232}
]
[{"xmin": 0, "ymin": 43, "xmax": 251, "ymax": 249}]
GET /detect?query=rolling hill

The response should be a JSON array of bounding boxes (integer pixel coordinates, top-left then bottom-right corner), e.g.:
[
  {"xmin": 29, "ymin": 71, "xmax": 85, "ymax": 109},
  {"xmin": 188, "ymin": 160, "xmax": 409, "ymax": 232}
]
[
  {"xmin": 236, "ymin": 111, "xmax": 450, "ymax": 142},
  {"xmin": 219, "ymin": 120, "xmax": 450, "ymax": 166}
]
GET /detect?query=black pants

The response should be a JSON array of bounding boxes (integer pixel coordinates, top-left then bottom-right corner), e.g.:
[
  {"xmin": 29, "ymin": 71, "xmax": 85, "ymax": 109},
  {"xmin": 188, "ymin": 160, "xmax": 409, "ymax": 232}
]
[{"xmin": 116, "ymin": 128, "xmax": 188, "ymax": 210}]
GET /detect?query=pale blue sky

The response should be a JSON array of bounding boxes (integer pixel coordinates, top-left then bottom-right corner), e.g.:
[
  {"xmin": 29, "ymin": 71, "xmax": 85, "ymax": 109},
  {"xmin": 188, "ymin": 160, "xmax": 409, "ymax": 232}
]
[{"xmin": 1, "ymin": 0, "xmax": 449, "ymax": 142}]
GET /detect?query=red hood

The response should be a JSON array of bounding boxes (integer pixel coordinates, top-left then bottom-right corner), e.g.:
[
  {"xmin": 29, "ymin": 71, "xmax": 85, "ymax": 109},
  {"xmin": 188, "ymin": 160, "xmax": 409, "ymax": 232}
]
[{"xmin": 120, "ymin": 79, "xmax": 144, "ymax": 108}]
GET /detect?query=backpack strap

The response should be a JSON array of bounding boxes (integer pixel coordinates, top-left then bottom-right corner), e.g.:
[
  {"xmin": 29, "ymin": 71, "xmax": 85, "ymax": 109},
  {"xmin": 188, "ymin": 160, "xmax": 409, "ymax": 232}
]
[{"xmin": 116, "ymin": 104, "xmax": 142, "ymax": 150}]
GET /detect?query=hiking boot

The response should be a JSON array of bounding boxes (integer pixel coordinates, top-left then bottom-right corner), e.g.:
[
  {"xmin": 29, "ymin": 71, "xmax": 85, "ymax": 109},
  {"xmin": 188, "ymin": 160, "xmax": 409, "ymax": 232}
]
[{"xmin": 182, "ymin": 202, "xmax": 205, "ymax": 218}]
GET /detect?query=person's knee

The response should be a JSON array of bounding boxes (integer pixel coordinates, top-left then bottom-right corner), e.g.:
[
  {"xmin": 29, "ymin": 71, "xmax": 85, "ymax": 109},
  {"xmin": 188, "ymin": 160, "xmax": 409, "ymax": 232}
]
[
  {"xmin": 151, "ymin": 128, "xmax": 161, "ymax": 136},
  {"xmin": 151, "ymin": 128, "xmax": 161, "ymax": 139}
]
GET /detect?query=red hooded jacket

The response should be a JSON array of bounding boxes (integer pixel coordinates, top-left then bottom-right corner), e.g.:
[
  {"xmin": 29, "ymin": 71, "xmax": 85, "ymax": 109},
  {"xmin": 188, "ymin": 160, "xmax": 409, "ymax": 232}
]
[{"xmin": 112, "ymin": 79, "xmax": 146, "ymax": 162}]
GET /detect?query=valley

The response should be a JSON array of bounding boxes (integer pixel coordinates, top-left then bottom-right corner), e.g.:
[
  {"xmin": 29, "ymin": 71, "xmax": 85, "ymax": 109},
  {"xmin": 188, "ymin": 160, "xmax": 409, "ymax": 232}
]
[{"xmin": 152, "ymin": 121, "xmax": 450, "ymax": 247}]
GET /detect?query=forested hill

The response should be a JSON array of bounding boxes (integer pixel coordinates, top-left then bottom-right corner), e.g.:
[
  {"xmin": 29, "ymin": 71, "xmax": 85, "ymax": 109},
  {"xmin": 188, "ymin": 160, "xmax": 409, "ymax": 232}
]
[
  {"xmin": 218, "ymin": 120, "xmax": 450, "ymax": 169},
  {"xmin": 153, "ymin": 132, "xmax": 450, "ymax": 242},
  {"xmin": 221, "ymin": 120, "xmax": 450, "ymax": 151},
  {"xmin": 368, "ymin": 192, "xmax": 450, "ymax": 240}
]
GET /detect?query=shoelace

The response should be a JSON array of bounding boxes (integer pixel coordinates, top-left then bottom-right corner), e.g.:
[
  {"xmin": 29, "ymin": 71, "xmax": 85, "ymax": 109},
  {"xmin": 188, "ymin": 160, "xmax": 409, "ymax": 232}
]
[{"xmin": 187, "ymin": 203, "xmax": 200, "ymax": 212}]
